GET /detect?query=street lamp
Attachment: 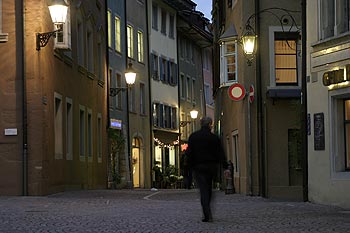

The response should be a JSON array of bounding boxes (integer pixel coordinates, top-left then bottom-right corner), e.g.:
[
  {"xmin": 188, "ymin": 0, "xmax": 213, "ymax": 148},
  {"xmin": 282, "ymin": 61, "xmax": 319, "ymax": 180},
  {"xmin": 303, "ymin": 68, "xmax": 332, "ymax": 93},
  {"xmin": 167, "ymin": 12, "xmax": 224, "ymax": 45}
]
[
  {"xmin": 110, "ymin": 63, "xmax": 137, "ymax": 97},
  {"xmin": 239, "ymin": 7, "xmax": 300, "ymax": 65},
  {"xmin": 180, "ymin": 106, "xmax": 198, "ymax": 127},
  {"xmin": 36, "ymin": 0, "xmax": 68, "ymax": 51}
]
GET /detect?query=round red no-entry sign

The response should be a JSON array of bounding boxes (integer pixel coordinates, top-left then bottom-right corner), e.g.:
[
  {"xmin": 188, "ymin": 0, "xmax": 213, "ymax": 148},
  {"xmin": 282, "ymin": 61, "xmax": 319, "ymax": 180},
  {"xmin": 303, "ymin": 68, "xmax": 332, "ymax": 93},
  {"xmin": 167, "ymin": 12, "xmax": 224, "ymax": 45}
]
[{"xmin": 228, "ymin": 83, "xmax": 246, "ymax": 101}]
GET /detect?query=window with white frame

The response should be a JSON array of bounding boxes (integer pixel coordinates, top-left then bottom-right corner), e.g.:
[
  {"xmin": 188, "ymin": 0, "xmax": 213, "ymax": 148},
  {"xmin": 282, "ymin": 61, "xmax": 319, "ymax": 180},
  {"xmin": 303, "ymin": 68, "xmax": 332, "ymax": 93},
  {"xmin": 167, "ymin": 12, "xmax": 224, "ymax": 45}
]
[
  {"xmin": 127, "ymin": 24, "xmax": 134, "ymax": 58},
  {"xmin": 116, "ymin": 73, "xmax": 122, "ymax": 109},
  {"xmin": 97, "ymin": 113, "xmax": 102, "ymax": 163},
  {"xmin": 274, "ymin": 32, "xmax": 298, "ymax": 85},
  {"xmin": 115, "ymin": 16, "xmax": 121, "ymax": 52},
  {"xmin": 159, "ymin": 57, "xmax": 167, "ymax": 82},
  {"xmin": 186, "ymin": 76, "xmax": 191, "ymax": 101},
  {"xmin": 66, "ymin": 98, "xmax": 73, "ymax": 160},
  {"xmin": 137, "ymin": 30, "xmax": 144, "ymax": 63},
  {"xmin": 269, "ymin": 29, "xmax": 300, "ymax": 87},
  {"xmin": 54, "ymin": 4, "xmax": 71, "ymax": 49},
  {"xmin": 180, "ymin": 74, "xmax": 185, "ymax": 99},
  {"xmin": 97, "ymin": 38, "xmax": 103, "ymax": 81},
  {"xmin": 87, "ymin": 109, "xmax": 93, "ymax": 160},
  {"xmin": 152, "ymin": 4, "xmax": 158, "ymax": 30},
  {"xmin": 140, "ymin": 83, "xmax": 146, "ymax": 115},
  {"xmin": 0, "ymin": 0, "xmax": 8, "ymax": 42},
  {"xmin": 220, "ymin": 42, "xmax": 237, "ymax": 84},
  {"xmin": 77, "ymin": 11, "xmax": 84, "ymax": 67},
  {"xmin": 161, "ymin": 9, "xmax": 167, "ymax": 35},
  {"xmin": 192, "ymin": 78, "xmax": 196, "ymax": 103},
  {"xmin": 129, "ymin": 85, "xmax": 136, "ymax": 112},
  {"xmin": 54, "ymin": 93, "xmax": 63, "ymax": 160},
  {"xmin": 319, "ymin": 0, "xmax": 350, "ymax": 40},
  {"xmin": 107, "ymin": 10, "xmax": 112, "ymax": 48},
  {"xmin": 169, "ymin": 14, "xmax": 175, "ymax": 38},
  {"xmin": 151, "ymin": 53, "xmax": 159, "ymax": 80},
  {"xmin": 87, "ymin": 23, "xmax": 94, "ymax": 73},
  {"xmin": 331, "ymin": 88, "xmax": 350, "ymax": 174},
  {"xmin": 79, "ymin": 106, "xmax": 86, "ymax": 160}
]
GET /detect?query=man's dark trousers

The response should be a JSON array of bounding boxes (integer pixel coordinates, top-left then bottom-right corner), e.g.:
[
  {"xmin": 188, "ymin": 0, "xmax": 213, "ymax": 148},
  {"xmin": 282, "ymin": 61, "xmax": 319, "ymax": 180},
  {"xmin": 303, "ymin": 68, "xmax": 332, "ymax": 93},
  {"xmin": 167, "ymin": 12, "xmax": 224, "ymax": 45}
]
[{"xmin": 194, "ymin": 163, "xmax": 217, "ymax": 220}]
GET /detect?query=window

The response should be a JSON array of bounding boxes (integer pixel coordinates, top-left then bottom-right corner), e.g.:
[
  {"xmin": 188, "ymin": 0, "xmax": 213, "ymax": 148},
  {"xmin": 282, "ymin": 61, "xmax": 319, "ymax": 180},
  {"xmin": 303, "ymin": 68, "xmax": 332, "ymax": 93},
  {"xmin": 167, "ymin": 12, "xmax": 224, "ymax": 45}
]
[
  {"xmin": 87, "ymin": 24, "xmax": 94, "ymax": 73},
  {"xmin": 127, "ymin": 25, "xmax": 134, "ymax": 58},
  {"xmin": 97, "ymin": 38, "xmax": 103, "ymax": 80},
  {"xmin": 152, "ymin": 4, "xmax": 158, "ymax": 30},
  {"xmin": 97, "ymin": 113, "xmax": 102, "ymax": 163},
  {"xmin": 115, "ymin": 16, "xmax": 121, "ymax": 52},
  {"xmin": 192, "ymin": 79, "xmax": 196, "ymax": 102},
  {"xmin": 109, "ymin": 69, "xmax": 114, "ymax": 108},
  {"xmin": 180, "ymin": 74, "xmax": 185, "ymax": 99},
  {"xmin": 54, "ymin": 5, "xmax": 71, "ymax": 49},
  {"xmin": 274, "ymin": 32, "xmax": 298, "ymax": 85},
  {"xmin": 87, "ymin": 109, "xmax": 93, "ymax": 160},
  {"xmin": 231, "ymin": 130, "xmax": 239, "ymax": 173},
  {"xmin": 171, "ymin": 107, "xmax": 177, "ymax": 129},
  {"xmin": 79, "ymin": 106, "xmax": 85, "ymax": 160},
  {"xmin": 137, "ymin": 30, "xmax": 144, "ymax": 63},
  {"xmin": 330, "ymin": 87, "xmax": 350, "ymax": 177},
  {"xmin": 168, "ymin": 61, "xmax": 177, "ymax": 85},
  {"xmin": 107, "ymin": 10, "xmax": 112, "ymax": 48},
  {"xmin": 54, "ymin": 93, "xmax": 63, "ymax": 160},
  {"xmin": 0, "ymin": 0, "xmax": 8, "ymax": 42},
  {"xmin": 159, "ymin": 57, "xmax": 167, "ymax": 82},
  {"xmin": 186, "ymin": 76, "xmax": 191, "ymax": 100},
  {"xmin": 169, "ymin": 14, "xmax": 175, "ymax": 38},
  {"xmin": 204, "ymin": 83, "xmax": 212, "ymax": 105},
  {"xmin": 153, "ymin": 103, "xmax": 160, "ymax": 127},
  {"xmin": 140, "ymin": 83, "xmax": 146, "ymax": 115},
  {"xmin": 116, "ymin": 73, "xmax": 122, "ymax": 109},
  {"xmin": 77, "ymin": 12, "xmax": 84, "ymax": 66},
  {"xmin": 161, "ymin": 9, "xmax": 167, "ymax": 35},
  {"xmin": 66, "ymin": 98, "xmax": 73, "ymax": 160},
  {"xmin": 129, "ymin": 85, "xmax": 136, "ymax": 112},
  {"xmin": 319, "ymin": 0, "xmax": 350, "ymax": 40},
  {"xmin": 151, "ymin": 53, "xmax": 159, "ymax": 80},
  {"xmin": 220, "ymin": 42, "xmax": 237, "ymax": 84},
  {"xmin": 164, "ymin": 105, "xmax": 171, "ymax": 128}
]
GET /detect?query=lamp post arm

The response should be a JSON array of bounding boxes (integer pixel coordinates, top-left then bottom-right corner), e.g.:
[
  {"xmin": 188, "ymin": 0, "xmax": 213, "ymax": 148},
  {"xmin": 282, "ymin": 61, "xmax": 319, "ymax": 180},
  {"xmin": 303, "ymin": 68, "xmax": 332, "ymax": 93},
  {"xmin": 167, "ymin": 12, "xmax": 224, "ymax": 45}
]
[{"xmin": 36, "ymin": 29, "xmax": 61, "ymax": 51}]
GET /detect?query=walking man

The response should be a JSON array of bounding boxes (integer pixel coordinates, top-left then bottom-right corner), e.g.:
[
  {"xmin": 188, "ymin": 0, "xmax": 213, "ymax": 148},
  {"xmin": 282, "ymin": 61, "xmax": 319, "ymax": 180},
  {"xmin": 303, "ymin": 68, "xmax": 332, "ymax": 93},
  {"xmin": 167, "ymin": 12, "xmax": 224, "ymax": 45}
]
[{"xmin": 186, "ymin": 116, "xmax": 228, "ymax": 222}]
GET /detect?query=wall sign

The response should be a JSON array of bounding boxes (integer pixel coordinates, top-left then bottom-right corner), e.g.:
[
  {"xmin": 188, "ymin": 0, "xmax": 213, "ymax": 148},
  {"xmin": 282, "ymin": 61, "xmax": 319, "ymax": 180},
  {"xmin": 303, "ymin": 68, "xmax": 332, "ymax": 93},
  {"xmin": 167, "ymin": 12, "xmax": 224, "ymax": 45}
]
[
  {"xmin": 322, "ymin": 64, "xmax": 350, "ymax": 86},
  {"xmin": 314, "ymin": 113, "xmax": 325, "ymax": 151}
]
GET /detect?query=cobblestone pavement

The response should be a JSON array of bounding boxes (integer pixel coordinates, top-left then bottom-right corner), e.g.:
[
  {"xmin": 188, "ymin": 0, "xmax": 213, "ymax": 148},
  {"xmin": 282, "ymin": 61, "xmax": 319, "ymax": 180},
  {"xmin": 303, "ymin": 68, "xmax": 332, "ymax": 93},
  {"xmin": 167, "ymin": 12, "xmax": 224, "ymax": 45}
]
[{"xmin": 0, "ymin": 189, "xmax": 349, "ymax": 233}]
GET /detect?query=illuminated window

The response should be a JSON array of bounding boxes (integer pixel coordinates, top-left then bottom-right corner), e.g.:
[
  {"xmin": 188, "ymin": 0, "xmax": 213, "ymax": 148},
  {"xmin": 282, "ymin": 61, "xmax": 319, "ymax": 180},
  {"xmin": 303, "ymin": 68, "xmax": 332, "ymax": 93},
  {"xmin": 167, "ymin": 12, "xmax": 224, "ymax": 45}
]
[
  {"xmin": 115, "ymin": 16, "xmax": 121, "ymax": 52},
  {"xmin": 220, "ymin": 42, "xmax": 237, "ymax": 84},
  {"xmin": 127, "ymin": 25, "xmax": 134, "ymax": 58},
  {"xmin": 107, "ymin": 10, "xmax": 112, "ymax": 48},
  {"xmin": 137, "ymin": 30, "xmax": 144, "ymax": 63}
]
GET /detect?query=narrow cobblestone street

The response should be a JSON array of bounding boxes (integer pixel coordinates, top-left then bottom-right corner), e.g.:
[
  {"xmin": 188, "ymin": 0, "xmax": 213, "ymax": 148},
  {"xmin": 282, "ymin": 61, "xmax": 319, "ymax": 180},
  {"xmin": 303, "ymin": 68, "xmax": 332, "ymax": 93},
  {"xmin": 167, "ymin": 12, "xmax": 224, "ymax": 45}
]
[{"xmin": 0, "ymin": 189, "xmax": 349, "ymax": 233}]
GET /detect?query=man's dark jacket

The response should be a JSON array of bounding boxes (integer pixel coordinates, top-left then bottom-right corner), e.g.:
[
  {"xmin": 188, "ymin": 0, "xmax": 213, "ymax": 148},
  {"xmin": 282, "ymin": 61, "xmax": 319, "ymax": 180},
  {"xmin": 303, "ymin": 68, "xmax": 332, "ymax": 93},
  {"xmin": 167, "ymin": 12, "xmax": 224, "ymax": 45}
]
[{"xmin": 186, "ymin": 126, "xmax": 226, "ymax": 168}]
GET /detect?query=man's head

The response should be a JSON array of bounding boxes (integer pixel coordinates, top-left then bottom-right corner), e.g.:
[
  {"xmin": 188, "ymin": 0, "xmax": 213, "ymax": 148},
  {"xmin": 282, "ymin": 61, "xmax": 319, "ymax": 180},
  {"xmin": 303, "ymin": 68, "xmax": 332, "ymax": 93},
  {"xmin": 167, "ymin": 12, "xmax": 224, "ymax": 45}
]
[{"xmin": 200, "ymin": 116, "xmax": 213, "ymax": 129}]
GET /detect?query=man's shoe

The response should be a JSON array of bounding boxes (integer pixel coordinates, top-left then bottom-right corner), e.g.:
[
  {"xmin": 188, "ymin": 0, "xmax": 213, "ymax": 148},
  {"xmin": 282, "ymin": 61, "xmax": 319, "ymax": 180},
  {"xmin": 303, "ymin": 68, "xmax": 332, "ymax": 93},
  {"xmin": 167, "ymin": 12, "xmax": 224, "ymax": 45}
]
[{"xmin": 202, "ymin": 218, "xmax": 209, "ymax": 222}]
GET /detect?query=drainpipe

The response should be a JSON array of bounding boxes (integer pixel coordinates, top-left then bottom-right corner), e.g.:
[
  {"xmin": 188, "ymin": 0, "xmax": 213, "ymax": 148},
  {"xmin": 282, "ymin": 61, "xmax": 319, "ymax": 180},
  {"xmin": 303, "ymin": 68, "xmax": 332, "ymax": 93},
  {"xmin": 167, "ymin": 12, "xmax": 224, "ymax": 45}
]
[
  {"xmin": 145, "ymin": 0, "xmax": 154, "ymax": 188},
  {"xmin": 301, "ymin": 0, "xmax": 308, "ymax": 202},
  {"xmin": 124, "ymin": 0, "xmax": 133, "ymax": 188},
  {"xmin": 255, "ymin": 0, "xmax": 265, "ymax": 197},
  {"xmin": 19, "ymin": 0, "xmax": 28, "ymax": 196},
  {"xmin": 105, "ymin": 0, "xmax": 111, "ymax": 188}
]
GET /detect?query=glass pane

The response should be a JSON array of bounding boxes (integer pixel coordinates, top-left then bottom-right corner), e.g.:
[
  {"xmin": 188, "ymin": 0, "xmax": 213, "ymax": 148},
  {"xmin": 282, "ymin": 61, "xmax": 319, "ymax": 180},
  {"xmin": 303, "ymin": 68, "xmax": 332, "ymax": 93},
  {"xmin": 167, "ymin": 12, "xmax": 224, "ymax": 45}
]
[
  {"xmin": 227, "ymin": 72, "xmax": 236, "ymax": 81},
  {"xmin": 226, "ymin": 44, "xmax": 236, "ymax": 54},
  {"xmin": 275, "ymin": 40, "xmax": 296, "ymax": 54},
  {"xmin": 345, "ymin": 100, "xmax": 350, "ymax": 120},
  {"xmin": 275, "ymin": 54, "xmax": 296, "ymax": 68},
  {"xmin": 227, "ymin": 64, "xmax": 236, "ymax": 73},
  {"xmin": 226, "ymin": 55, "xmax": 236, "ymax": 65},
  {"xmin": 276, "ymin": 69, "xmax": 297, "ymax": 83},
  {"xmin": 346, "ymin": 124, "xmax": 350, "ymax": 169}
]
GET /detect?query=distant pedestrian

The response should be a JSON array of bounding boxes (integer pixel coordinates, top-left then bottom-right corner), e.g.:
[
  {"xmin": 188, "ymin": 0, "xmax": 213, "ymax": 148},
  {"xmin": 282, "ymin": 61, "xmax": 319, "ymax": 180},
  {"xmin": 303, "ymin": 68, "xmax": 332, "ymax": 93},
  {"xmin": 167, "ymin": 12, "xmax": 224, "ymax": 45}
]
[{"xmin": 185, "ymin": 116, "xmax": 229, "ymax": 222}]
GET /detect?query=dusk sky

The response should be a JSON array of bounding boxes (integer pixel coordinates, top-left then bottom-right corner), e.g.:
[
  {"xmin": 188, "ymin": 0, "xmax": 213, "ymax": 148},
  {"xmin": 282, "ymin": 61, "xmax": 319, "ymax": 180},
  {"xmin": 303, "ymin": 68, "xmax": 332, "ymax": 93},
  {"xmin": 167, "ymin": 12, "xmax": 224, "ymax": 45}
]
[{"xmin": 193, "ymin": 0, "xmax": 212, "ymax": 20}]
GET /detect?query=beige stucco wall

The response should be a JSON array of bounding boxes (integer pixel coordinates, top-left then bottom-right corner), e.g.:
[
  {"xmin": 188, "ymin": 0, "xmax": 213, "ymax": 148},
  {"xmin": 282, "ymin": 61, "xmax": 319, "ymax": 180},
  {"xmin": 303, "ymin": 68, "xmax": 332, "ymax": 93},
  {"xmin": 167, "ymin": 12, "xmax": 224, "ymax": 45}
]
[{"xmin": 307, "ymin": 0, "xmax": 350, "ymax": 208}]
